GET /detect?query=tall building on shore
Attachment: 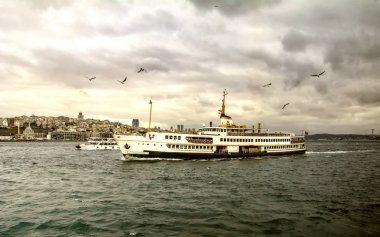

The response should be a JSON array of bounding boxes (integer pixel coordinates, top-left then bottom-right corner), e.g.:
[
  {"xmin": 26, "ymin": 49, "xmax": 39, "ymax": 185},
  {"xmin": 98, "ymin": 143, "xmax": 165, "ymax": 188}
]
[
  {"xmin": 177, "ymin": 124, "xmax": 184, "ymax": 132},
  {"xmin": 78, "ymin": 112, "xmax": 84, "ymax": 120},
  {"xmin": 132, "ymin": 119, "xmax": 139, "ymax": 127}
]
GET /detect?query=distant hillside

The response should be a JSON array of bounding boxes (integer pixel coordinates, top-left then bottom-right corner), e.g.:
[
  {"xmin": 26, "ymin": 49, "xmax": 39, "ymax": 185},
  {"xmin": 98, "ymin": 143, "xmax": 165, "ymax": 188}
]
[{"xmin": 306, "ymin": 133, "xmax": 379, "ymax": 140}]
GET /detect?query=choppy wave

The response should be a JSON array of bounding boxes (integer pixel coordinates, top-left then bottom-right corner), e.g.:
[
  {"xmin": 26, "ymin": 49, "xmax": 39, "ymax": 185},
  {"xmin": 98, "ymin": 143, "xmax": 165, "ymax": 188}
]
[
  {"xmin": 306, "ymin": 150, "xmax": 375, "ymax": 154},
  {"xmin": 1, "ymin": 141, "xmax": 379, "ymax": 237}
]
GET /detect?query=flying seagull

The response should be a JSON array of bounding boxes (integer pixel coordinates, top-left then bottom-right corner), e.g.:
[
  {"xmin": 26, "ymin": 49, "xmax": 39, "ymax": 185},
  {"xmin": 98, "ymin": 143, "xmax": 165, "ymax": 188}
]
[
  {"xmin": 118, "ymin": 77, "xmax": 127, "ymax": 84},
  {"xmin": 282, "ymin": 103, "xmax": 290, "ymax": 109},
  {"xmin": 263, "ymin": 83, "xmax": 272, "ymax": 87},
  {"xmin": 311, "ymin": 71, "xmax": 325, "ymax": 77},
  {"xmin": 137, "ymin": 67, "xmax": 146, "ymax": 73},
  {"xmin": 86, "ymin": 76, "xmax": 96, "ymax": 81}
]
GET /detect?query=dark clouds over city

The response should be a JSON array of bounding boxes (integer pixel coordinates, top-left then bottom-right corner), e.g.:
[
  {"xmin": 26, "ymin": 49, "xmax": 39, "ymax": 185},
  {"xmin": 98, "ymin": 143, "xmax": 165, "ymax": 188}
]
[{"xmin": 0, "ymin": 0, "xmax": 379, "ymax": 134}]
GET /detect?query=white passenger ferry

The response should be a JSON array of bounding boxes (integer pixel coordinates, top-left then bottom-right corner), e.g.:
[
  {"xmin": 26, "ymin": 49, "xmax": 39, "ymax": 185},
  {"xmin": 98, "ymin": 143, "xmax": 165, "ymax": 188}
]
[
  {"xmin": 114, "ymin": 90, "xmax": 306, "ymax": 159},
  {"xmin": 75, "ymin": 137, "xmax": 119, "ymax": 150}
]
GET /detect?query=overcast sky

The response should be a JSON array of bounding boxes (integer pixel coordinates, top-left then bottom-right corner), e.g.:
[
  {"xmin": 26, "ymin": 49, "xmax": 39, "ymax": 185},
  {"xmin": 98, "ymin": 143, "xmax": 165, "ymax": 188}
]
[{"xmin": 1, "ymin": 0, "xmax": 379, "ymax": 134}]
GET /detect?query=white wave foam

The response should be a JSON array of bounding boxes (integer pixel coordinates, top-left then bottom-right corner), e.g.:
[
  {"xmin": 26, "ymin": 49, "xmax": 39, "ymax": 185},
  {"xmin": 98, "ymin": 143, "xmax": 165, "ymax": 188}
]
[
  {"xmin": 123, "ymin": 157, "xmax": 183, "ymax": 161},
  {"xmin": 306, "ymin": 150, "xmax": 375, "ymax": 154}
]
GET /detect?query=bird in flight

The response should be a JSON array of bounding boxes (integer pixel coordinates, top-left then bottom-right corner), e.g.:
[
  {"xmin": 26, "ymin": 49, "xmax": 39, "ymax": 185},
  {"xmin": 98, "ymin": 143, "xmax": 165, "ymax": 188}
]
[
  {"xmin": 282, "ymin": 103, "xmax": 290, "ymax": 109},
  {"xmin": 118, "ymin": 77, "xmax": 127, "ymax": 84},
  {"xmin": 311, "ymin": 71, "xmax": 325, "ymax": 77},
  {"xmin": 263, "ymin": 83, "xmax": 272, "ymax": 87},
  {"xmin": 137, "ymin": 67, "xmax": 146, "ymax": 73},
  {"xmin": 86, "ymin": 76, "xmax": 96, "ymax": 81}
]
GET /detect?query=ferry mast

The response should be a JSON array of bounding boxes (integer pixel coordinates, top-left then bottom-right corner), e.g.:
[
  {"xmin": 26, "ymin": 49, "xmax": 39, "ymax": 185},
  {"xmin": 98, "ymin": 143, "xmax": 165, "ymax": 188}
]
[
  {"xmin": 148, "ymin": 99, "xmax": 153, "ymax": 133},
  {"xmin": 219, "ymin": 89, "xmax": 234, "ymax": 127},
  {"xmin": 219, "ymin": 89, "xmax": 227, "ymax": 116}
]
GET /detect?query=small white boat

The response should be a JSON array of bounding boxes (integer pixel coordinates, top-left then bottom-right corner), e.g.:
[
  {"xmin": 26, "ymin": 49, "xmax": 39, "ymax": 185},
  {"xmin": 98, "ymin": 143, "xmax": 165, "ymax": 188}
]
[{"xmin": 75, "ymin": 137, "xmax": 119, "ymax": 150}]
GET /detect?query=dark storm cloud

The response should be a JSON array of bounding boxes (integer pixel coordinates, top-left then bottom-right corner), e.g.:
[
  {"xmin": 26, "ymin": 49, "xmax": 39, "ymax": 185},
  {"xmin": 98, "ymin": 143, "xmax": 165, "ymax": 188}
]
[
  {"xmin": 345, "ymin": 85, "xmax": 380, "ymax": 106},
  {"xmin": 29, "ymin": 47, "xmax": 137, "ymax": 88},
  {"xmin": 282, "ymin": 30, "xmax": 310, "ymax": 53},
  {"xmin": 189, "ymin": 0, "xmax": 281, "ymax": 16},
  {"xmin": 87, "ymin": 9, "xmax": 179, "ymax": 37},
  {"xmin": 324, "ymin": 32, "xmax": 380, "ymax": 73},
  {"xmin": 1, "ymin": 0, "xmax": 379, "ymax": 133},
  {"xmin": 246, "ymin": 48, "xmax": 322, "ymax": 90}
]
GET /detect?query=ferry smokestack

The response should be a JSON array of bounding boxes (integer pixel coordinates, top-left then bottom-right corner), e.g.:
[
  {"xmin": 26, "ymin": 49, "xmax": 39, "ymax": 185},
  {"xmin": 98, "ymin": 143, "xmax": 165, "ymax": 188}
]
[{"xmin": 210, "ymin": 121, "xmax": 212, "ymax": 127}]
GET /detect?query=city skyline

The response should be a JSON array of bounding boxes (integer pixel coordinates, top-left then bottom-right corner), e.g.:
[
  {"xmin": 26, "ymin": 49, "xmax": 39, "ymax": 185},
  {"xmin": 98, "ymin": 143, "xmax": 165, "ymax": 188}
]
[{"xmin": 1, "ymin": 0, "xmax": 379, "ymax": 134}]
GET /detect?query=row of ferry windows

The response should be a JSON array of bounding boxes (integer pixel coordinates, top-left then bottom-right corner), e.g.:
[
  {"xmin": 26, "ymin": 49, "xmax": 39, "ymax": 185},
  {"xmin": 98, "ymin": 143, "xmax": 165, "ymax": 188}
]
[
  {"xmin": 165, "ymin": 135, "xmax": 181, "ymax": 140},
  {"xmin": 202, "ymin": 128, "xmax": 227, "ymax": 132},
  {"xmin": 265, "ymin": 145, "xmax": 304, "ymax": 149},
  {"xmin": 220, "ymin": 138, "xmax": 290, "ymax": 142},
  {"xmin": 167, "ymin": 144, "xmax": 212, "ymax": 150}
]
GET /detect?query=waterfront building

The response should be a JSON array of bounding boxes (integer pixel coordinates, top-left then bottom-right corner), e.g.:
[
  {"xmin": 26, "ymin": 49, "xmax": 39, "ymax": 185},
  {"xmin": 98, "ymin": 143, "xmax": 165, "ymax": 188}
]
[
  {"xmin": 132, "ymin": 119, "xmax": 139, "ymax": 127},
  {"xmin": 50, "ymin": 131, "xmax": 86, "ymax": 141},
  {"xmin": 0, "ymin": 118, "xmax": 8, "ymax": 128},
  {"xmin": 78, "ymin": 112, "xmax": 84, "ymax": 120},
  {"xmin": 21, "ymin": 123, "xmax": 35, "ymax": 140}
]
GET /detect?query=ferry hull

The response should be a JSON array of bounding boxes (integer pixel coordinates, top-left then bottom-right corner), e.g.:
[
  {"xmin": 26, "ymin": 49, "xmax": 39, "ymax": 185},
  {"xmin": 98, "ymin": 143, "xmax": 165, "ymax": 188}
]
[{"xmin": 123, "ymin": 149, "xmax": 306, "ymax": 160}]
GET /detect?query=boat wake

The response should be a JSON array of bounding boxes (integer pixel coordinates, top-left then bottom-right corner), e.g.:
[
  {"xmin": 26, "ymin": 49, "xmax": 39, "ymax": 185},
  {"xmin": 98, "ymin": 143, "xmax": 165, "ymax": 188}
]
[
  {"xmin": 122, "ymin": 157, "xmax": 184, "ymax": 161},
  {"xmin": 306, "ymin": 150, "xmax": 375, "ymax": 154}
]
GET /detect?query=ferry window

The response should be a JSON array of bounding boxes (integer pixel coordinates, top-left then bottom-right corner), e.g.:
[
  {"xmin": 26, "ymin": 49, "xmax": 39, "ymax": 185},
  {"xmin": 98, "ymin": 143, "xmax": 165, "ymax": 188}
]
[
  {"xmin": 176, "ymin": 145, "xmax": 179, "ymax": 149},
  {"xmin": 170, "ymin": 136, "xmax": 173, "ymax": 139},
  {"xmin": 165, "ymin": 135, "xmax": 168, "ymax": 139},
  {"xmin": 174, "ymin": 136, "xmax": 177, "ymax": 140},
  {"xmin": 154, "ymin": 144, "xmax": 156, "ymax": 146},
  {"xmin": 180, "ymin": 145, "xmax": 183, "ymax": 149},
  {"xmin": 178, "ymin": 136, "xmax": 181, "ymax": 140}
]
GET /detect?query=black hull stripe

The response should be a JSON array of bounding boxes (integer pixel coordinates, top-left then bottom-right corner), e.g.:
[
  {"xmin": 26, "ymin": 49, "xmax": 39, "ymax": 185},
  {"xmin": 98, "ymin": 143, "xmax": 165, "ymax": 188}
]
[{"xmin": 125, "ymin": 150, "xmax": 306, "ymax": 159}]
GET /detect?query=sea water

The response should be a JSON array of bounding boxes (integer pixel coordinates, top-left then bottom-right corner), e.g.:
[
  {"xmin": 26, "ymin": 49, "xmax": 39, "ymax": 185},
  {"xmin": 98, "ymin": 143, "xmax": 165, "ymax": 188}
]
[{"xmin": 0, "ymin": 140, "xmax": 379, "ymax": 236}]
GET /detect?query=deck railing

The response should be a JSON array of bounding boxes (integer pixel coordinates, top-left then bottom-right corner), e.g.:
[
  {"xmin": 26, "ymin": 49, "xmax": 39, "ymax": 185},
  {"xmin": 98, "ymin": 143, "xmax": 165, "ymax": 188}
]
[{"xmin": 226, "ymin": 132, "xmax": 290, "ymax": 137}]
